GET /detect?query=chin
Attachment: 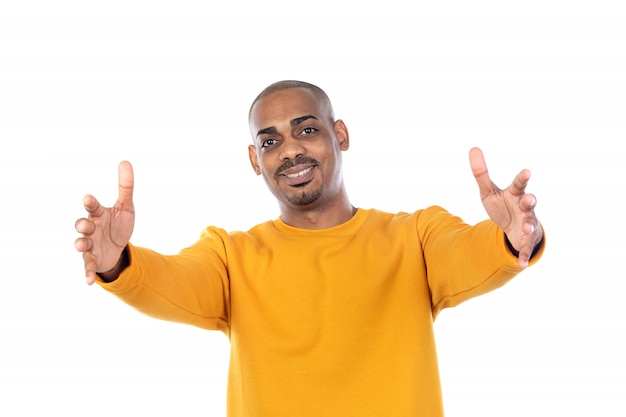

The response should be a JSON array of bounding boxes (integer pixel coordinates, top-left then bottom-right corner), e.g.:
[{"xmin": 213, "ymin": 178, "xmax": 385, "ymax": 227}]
[{"xmin": 284, "ymin": 189, "xmax": 322, "ymax": 207}]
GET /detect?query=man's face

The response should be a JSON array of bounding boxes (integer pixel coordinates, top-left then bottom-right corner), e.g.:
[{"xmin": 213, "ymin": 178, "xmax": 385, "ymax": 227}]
[{"xmin": 248, "ymin": 88, "xmax": 349, "ymax": 211}]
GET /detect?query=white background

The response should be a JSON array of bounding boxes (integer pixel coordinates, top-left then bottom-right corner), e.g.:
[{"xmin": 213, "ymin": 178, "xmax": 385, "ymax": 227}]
[{"xmin": 1, "ymin": 0, "xmax": 625, "ymax": 415}]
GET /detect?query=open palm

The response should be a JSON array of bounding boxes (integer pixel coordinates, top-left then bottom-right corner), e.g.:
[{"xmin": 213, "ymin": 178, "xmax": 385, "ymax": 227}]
[
  {"xmin": 75, "ymin": 161, "xmax": 135, "ymax": 284},
  {"xmin": 469, "ymin": 148, "xmax": 543, "ymax": 269}
]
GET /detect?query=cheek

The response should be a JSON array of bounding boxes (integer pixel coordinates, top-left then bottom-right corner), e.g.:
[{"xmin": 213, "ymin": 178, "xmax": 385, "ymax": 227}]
[{"xmin": 258, "ymin": 159, "xmax": 278, "ymax": 181}]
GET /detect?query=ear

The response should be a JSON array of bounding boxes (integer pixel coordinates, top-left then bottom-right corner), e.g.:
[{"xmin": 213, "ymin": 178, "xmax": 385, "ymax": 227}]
[
  {"xmin": 248, "ymin": 145, "xmax": 262, "ymax": 175},
  {"xmin": 333, "ymin": 119, "xmax": 350, "ymax": 151}
]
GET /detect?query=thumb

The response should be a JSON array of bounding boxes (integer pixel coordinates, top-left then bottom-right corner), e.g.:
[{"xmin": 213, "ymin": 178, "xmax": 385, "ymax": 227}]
[
  {"xmin": 469, "ymin": 147, "xmax": 488, "ymax": 180},
  {"xmin": 469, "ymin": 147, "xmax": 495, "ymax": 198},
  {"xmin": 118, "ymin": 160, "xmax": 134, "ymax": 205}
]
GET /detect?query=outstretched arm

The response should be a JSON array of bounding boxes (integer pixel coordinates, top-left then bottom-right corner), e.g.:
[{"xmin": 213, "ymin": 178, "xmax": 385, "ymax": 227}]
[
  {"xmin": 74, "ymin": 161, "xmax": 135, "ymax": 285},
  {"xmin": 469, "ymin": 147, "xmax": 543, "ymax": 270}
]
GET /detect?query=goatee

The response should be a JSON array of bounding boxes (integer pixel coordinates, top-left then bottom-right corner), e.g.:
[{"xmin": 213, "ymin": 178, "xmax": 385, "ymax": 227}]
[{"xmin": 285, "ymin": 189, "xmax": 322, "ymax": 206}]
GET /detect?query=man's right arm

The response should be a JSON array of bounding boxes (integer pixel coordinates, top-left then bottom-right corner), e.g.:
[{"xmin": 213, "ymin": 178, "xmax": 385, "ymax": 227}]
[{"xmin": 95, "ymin": 237, "xmax": 231, "ymax": 334}]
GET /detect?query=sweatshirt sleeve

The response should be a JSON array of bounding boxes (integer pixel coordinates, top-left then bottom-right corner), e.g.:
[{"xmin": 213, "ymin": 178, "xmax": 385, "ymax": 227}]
[
  {"xmin": 417, "ymin": 206, "xmax": 545, "ymax": 318},
  {"xmin": 96, "ymin": 226, "xmax": 231, "ymax": 334}
]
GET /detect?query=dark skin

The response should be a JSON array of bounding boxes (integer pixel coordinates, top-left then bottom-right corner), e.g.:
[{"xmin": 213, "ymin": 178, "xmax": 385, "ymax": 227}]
[
  {"xmin": 247, "ymin": 88, "xmax": 352, "ymax": 229},
  {"xmin": 75, "ymin": 87, "xmax": 543, "ymax": 285}
]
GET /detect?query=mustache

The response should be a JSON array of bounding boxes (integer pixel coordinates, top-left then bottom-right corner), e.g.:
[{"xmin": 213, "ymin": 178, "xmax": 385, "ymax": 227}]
[{"xmin": 274, "ymin": 156, "xmax": 320, "ymax": 179}]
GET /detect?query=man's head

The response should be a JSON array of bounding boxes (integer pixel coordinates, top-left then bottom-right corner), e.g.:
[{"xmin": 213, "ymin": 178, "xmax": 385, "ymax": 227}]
[{"xmin": 248, "ymin": 81, "xmax": 350, "ymax": 220}]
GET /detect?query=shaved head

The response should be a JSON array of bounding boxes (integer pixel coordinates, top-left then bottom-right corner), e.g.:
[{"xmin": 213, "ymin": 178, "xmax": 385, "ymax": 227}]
[{"xmin": 249, "ymin": 80, "xmax": 335, "ymax": 122}]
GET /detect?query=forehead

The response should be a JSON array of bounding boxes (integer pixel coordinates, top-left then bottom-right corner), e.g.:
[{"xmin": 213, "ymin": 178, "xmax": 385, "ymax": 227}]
[{"xmin": 249, "ymin": 88, "xmax": 329, "ymax": 132}]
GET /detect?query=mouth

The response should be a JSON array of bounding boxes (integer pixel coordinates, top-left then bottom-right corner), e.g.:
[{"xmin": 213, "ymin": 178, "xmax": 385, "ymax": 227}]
[{"xmin": 279, "ymin": 164, "xmax": 316, "ymax": 187}]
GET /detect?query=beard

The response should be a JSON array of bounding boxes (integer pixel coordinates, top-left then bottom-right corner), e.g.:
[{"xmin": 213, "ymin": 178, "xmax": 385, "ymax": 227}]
[{"xmin": 284, "ymin": 188, "xmax": 322, "ymax": 206}]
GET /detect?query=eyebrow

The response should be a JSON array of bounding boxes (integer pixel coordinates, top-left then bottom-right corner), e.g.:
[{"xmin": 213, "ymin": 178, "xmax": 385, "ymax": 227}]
[
  {"xmin": 290, "ymin": 114, "xmax": 318, "ymax": 126},
  {"xmin": 256, "ymin": 115, "xmax": 319, "ymax": 138}
]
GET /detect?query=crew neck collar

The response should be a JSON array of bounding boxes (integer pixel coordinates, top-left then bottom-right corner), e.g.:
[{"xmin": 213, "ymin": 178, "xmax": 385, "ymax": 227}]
[{"xmin": 272, "ymin": 208, "xmax": 369, "ymax": 236}]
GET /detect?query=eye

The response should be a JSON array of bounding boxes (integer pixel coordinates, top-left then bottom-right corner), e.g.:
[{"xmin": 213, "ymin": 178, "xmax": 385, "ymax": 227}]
[
  {"xmin": 261, "ymin": 138, "xmax": 276, "ymax": 148},
  {"xmin": 301, "ymin": 127, "xmax": 318, "ymax": 135}
]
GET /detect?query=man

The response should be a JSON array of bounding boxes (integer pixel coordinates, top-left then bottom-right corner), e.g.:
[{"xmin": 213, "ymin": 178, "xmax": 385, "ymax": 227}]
[{"xmin": 75, "ymin": 80, "xmax": 544, "ymax": 416}]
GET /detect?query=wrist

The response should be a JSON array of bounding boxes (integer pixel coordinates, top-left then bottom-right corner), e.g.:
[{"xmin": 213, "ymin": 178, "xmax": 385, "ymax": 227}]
[
  {"xmin": 97, "ymin": 246, "xmax": 129, "ymax": 283},
  {"xmin": 505, "ymin": 234, "xmax": 544, "ymax": 261},
  {"xmin": 504, "ymin": 234, "xmax": 520, "ymax": 257}
]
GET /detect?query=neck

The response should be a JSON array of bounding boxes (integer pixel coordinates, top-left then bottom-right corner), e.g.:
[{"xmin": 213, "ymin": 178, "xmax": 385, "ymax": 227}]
[{"xmin": 279, "ymin": 189, "xmax": 355, "ymax": 230}]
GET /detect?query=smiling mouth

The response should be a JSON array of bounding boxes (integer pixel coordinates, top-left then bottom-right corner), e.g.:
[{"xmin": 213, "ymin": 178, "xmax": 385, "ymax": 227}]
[
  {"xmin": 279, "ymin": 165, "xmax": 316, "ymax": 187},
  {"xmin": 284, "ymin": 166, "xmax": 313, "ymax": 178}
]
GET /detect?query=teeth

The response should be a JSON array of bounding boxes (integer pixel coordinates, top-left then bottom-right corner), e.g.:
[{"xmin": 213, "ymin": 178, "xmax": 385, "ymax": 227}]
[{"xmin": 286, "ymin": 167, "xmax": 313, "ymax": 178}]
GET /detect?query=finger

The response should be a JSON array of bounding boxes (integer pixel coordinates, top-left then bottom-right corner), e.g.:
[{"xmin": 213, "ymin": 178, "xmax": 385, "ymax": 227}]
[
  {"xmin": 520, "ymin": 193, "xmax": 537, "ymax": 211},
  {"xmin": 469, "ymin": 147, "xmax": 496, "ymax": 197},
  {"xmin": 74, "ymin": 236, "xmax": 93, "ymax": 252},
  {"xmin": 468, "ymin": 147, "xmax": 487, "ymax": 179},
  {"xmin": 516, "ymin": 220, "xmax": 543, "ymax": 270},
  {"xmin": 75, "ymin": 218, "xmax": 95, "ymax": 235},
  {"xmin": 517, "ymin": 248, "xmax": 531, "ymax": 270},
  {"xmin": 85, "ymin": 260, "xmax": 97, "ymax": 285},
  {"xmin": 80, "ymin": 246, "xmax": 98, "ymax": 285},
  {"xmin": 517, "ymin": 235, "xmax": 536, "ymax": 269},
  {"xmin": 522, "ymin": 220, "xmax": 536, "ymax": 235},
  {"xmin": 509, "ymin": 169, "xmax": 531, "ymax": 196},
  {"xmin": 118, "ymin": 161, "xmax": 134, "ymax": 206},
  {"xmin": 83, "ymin": 194, "xmax": 105, "ymax": 217},
  {"xmin": 515, "ymin": 230, "xmax": 534, "ymax": 269}
]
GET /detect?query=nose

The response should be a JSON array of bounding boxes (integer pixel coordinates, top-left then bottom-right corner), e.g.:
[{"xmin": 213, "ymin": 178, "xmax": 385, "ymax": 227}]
[{"xmin": 279, "ymin": 136, "xmax": 306, "ymax": 161}]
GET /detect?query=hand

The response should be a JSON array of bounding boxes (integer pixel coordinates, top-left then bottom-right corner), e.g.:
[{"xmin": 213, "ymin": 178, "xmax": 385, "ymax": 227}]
[
  {"xmin": 469, "ymin": 147, "xmax": 543, "ymax": 270},
  {"xmin": 75, "ymin": 161, "xmax": 135, "ymax": 285}
]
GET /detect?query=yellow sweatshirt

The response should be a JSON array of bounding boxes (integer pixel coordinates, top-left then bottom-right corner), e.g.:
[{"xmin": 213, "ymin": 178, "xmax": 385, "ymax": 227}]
[{"xmin": 99, "ymin": 206, "xmax": 544, "ymax": 416}]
